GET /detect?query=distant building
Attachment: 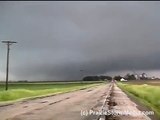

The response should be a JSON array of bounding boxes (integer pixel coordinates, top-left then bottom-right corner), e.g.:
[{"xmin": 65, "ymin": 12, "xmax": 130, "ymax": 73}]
[
  {"xmin": 151, "ymin": 76, "xmax": 155, "ymax": 80},
  {"xmin": 120, "ymin": 78, "xmax": 127, "ymax": 82}
]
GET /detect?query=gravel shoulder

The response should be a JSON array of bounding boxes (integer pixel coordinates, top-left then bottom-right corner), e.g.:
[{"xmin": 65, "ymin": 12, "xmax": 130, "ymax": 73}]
[{"xmin": 109, "ymin": 84, "xmax": 153, "ymax": 120}]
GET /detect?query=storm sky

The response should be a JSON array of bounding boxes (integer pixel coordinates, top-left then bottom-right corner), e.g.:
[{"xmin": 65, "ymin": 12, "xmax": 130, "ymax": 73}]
[{"xmin": 0, "ymin": 1, "xmax": 160, "ymax": 81}]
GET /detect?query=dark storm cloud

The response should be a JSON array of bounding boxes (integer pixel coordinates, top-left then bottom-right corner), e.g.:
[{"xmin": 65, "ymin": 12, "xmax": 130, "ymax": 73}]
[{"xmin": 0, "ymin": 1, "xmax": 160, "ymax": 80}]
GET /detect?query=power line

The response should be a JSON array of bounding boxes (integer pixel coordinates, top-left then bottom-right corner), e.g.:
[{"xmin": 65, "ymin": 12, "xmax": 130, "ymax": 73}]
[{"xmin": 2, "ymin": 40, "xmax": 17, "ymax": 90}]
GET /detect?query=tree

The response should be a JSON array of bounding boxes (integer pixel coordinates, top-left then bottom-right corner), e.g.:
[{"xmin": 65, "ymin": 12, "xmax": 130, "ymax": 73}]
[
  {"xmin": 140, "ymin": 73, "xmax": 148, "ymax": 80},
  {"xmin": 105, "ymin": 76, "xmax": 112, "ymax": 80},
  {"xmin": 124, "ymin": 73, "xmax": 136, "ymax": 80},
  {"xmin": 82, "ymin": 75, "xmax": 112, "ymax": 81},
  {"xmin": 83, "ymin": 76, "xmax": 99, "ymax": 81},
  {"xmin": 113, "ymin": 75, "xmax": 122, "ymax": 81},
  {"xmin": 99, "ymin": 76, "xmax": 112, "ymax": 80}
]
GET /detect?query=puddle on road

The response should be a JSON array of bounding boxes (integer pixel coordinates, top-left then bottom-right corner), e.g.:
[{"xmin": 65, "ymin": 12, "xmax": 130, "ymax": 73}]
[
  {"xmin": 23, "ymin": 106, "xmax": 28, "ymax": 108},
  {"xmin": 40, "ymin": 101, "xmax": 48, "ymax": 103}
]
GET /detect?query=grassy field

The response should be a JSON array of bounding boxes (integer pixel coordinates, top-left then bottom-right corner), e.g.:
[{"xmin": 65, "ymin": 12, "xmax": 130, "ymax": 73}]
[
  {"xmin": 121, "ymin": 80, "xmax": 160, "ymax": 86},
  {"xmin": 118, "ymin": 81, "xmax": 160, "ymax": 119},
  {"xmin": 0, "ymin": 81, "xmax": 105, "ymax": 103}
]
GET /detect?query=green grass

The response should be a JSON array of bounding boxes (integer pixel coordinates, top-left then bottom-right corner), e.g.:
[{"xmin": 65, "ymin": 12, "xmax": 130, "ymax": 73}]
[
  {"xmin": 0, "ymin": 81, "xmax": 105, "ymax": 103},
  {"xmin": 118, "ymin": 82, "xmax": 160, "ymax": 119}
]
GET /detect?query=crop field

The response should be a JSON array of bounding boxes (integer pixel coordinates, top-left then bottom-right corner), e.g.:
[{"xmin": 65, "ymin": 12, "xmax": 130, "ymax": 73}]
[
  {"xmin": 0, "ymin": 81, "xmax": 104, "ymax": 103},
  {"xmin": 118, "ymin": 80, "xmax": 160, "ymax": 119}
]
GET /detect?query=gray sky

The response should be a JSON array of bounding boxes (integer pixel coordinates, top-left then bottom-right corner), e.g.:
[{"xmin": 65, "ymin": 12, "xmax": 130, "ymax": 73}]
[{"xmin": 0, "ymin": 1, "xmax": 160, "ymax": 81}]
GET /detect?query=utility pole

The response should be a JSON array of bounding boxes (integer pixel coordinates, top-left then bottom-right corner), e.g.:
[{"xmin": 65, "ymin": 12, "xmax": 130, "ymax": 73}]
[{"xmin": 2, "ymin": 40, "xmax": 17, "ymax": 90}]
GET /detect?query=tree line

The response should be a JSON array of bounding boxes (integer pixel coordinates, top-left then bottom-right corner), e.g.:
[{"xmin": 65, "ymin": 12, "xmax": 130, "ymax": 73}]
[
  {"xmin": 82, "ymin": 73, "xmax": 153, "ymax": 81},
  {"xmin": 82, "ymin": 76, "xmax": 112, "ymax": 81}
]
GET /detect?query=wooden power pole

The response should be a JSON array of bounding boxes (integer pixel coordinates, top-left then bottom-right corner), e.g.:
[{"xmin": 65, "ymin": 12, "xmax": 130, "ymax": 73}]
[{"xmin": 2, "ymin": 41, "xmax": 17, "ymax": 90}]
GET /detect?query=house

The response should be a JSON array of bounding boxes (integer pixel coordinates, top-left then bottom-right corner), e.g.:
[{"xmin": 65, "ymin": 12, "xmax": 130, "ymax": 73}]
[{"xmin": 120, "ymin": 78, "xmax": 127, "ymax": 82}]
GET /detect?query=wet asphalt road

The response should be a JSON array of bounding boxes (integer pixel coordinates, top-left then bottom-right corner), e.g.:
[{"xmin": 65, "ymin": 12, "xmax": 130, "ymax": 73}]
[{"xmin": 0, "ymin": 84, "xmax": 109, "ymax": 120}]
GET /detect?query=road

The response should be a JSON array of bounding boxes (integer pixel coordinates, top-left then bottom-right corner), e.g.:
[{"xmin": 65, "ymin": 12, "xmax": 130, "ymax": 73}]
[
  {"xmin": 0, "ymin": 83, "xmax": 154, "ymax": 120},
  {"xmin": 0, "ymin": 84, "xmax": 109, "ymax": 120}
]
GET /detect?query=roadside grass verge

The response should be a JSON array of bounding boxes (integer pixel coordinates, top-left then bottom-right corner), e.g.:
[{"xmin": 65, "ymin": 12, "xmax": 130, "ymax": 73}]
[
  {"xmin": 118, "ymin": 83, "xmax": 160, "ymax": 119},
  {"xmin": 0, "ymin": 82, "xmax": 105, "ymax": 104}
]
